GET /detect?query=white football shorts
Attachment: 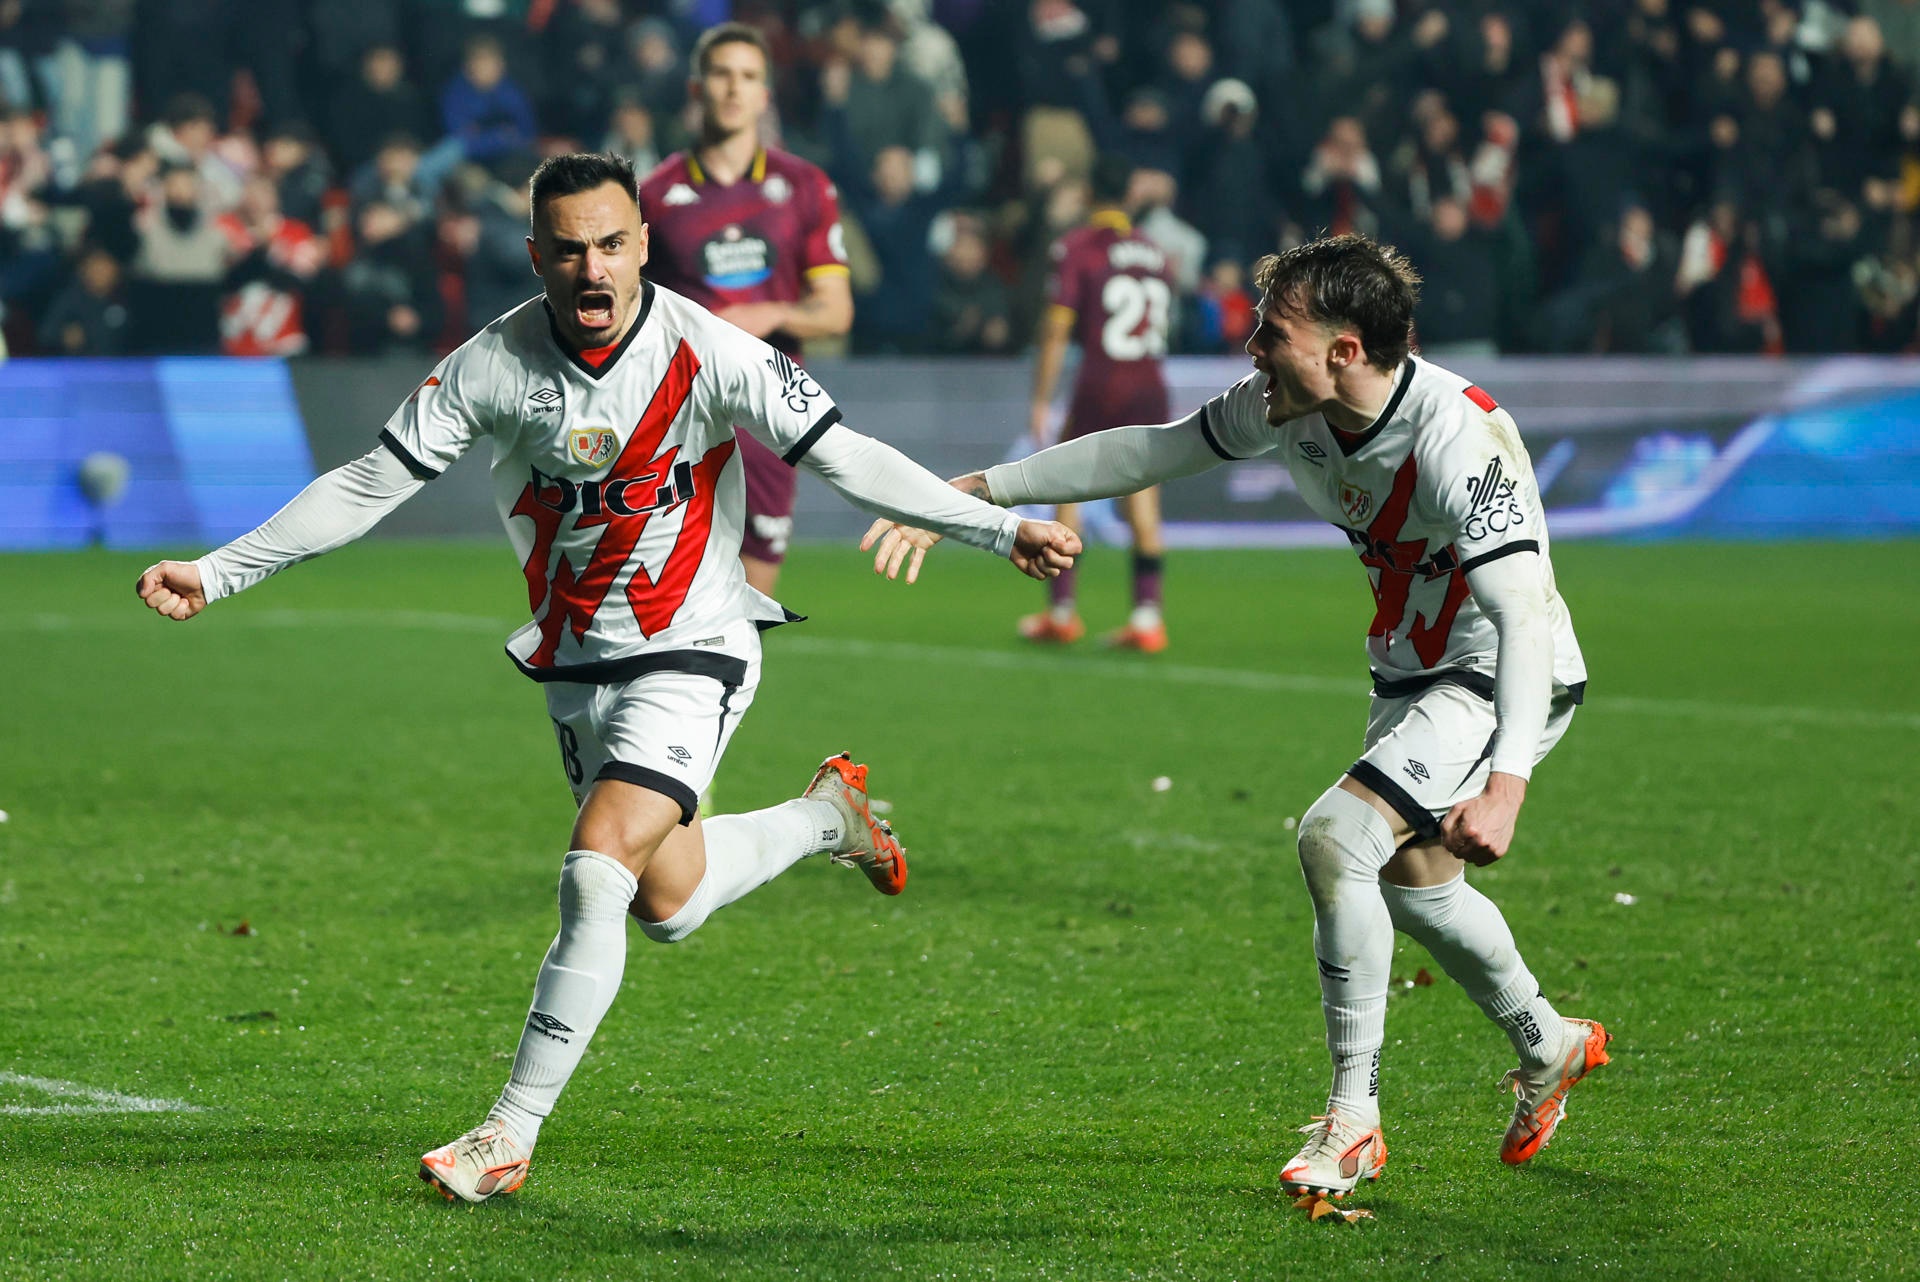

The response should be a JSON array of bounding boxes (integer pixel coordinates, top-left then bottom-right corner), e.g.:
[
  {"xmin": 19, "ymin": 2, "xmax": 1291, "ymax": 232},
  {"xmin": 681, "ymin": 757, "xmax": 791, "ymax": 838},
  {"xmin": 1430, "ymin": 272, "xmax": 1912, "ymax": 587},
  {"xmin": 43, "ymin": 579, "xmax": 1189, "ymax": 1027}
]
[
  {"xmin": 1346, "ymin": 675, "xmax": 1583, "ymax": 840},
  {"xmin": 540, "ymin": 620, "xmax": 762, "ymax": 823}
]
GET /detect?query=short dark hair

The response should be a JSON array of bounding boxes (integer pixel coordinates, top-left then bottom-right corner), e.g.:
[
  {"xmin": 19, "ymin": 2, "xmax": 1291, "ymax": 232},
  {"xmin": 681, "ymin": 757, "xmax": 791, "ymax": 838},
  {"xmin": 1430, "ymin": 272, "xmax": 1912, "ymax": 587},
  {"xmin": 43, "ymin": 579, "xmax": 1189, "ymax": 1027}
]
[
  {"xmin": 1090, "ymin": 153, "xmax": 1134, "ymax": 205},
  {"xmin": 528, "ymin": 152, "xmax": 640, "ymax": 228},
  {"xmin": 1253, "ymin": 233, "xmax": 1421, "ymax": 370},
  {"xmin": 692, "ymin": 21, "xmax": 770, "ymax": 77}
]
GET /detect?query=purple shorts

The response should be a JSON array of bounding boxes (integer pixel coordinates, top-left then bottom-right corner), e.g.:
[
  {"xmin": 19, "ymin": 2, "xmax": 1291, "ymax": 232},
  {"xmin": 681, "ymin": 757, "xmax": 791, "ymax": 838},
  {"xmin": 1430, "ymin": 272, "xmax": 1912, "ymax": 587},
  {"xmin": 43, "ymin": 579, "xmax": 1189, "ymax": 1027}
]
[
  {"xmin": 1062, "ymin": 385, "xmax": 1172, "ymax": 442},
  {"xmin": 738, "ymin": 431, "xmax": 797, "ymax": 564}
]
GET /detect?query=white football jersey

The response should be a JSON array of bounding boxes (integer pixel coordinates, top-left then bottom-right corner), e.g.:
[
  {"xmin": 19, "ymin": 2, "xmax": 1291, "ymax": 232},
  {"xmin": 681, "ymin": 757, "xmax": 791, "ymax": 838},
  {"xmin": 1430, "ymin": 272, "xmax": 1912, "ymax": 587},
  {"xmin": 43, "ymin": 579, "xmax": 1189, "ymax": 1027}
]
[
  {"xmin": 378, "ymin": 283, "xmax": 838, "ymax": 680},
  {"xmin": 1197, "ymin": 356, "xmax": 1587, "ymax": 692}
]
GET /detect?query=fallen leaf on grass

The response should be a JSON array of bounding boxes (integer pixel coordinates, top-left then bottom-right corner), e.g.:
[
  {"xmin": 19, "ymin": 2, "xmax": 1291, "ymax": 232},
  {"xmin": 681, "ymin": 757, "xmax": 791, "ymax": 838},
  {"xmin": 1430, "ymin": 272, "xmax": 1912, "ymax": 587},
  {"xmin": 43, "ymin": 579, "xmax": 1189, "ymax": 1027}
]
[
  {"xmin": 222, "ymin": 920, "xmax": 255, "ymax": 936},
  {"xmin": 1413, "ymin": 967, "xmax": 1434, "ymax": 987},
  {"xmin": 1293, "ymin": 1193, "xmax": 1374, "ymax": 1224}
]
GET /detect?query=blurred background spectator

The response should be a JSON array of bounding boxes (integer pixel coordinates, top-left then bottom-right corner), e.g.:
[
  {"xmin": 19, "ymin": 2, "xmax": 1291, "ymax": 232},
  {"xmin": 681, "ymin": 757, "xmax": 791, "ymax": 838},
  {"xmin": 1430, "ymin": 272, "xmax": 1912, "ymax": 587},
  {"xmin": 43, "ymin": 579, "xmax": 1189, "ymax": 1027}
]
[{"xmin": 0, "ymin": 0, "xmax": 1918, "ymax": 358}]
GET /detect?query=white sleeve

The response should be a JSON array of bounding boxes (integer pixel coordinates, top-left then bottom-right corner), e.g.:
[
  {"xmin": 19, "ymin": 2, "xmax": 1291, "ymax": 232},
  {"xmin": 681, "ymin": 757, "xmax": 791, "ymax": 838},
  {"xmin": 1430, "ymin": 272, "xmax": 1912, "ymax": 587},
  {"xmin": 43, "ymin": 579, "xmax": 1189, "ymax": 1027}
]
[
  {"xmin": 1465, "ymin": 550, "xmax": 1553, "ymax": 780},
  {"xmin": 377, "ymin": 345, "xmax": 492, "ymax": 479},
  {"xmin": 801, "ymin": 424, "xmax": 1020, "ymax": 557},
  {"xmin": 715, "ymin": 332, "xmax": 844, "ymax": 465},
  {"xmin": 981, "ymin": 373, "xmax": 1275, "ymax": 505},
  {"xmin": 194, "ymin": 446, "xmax": 424, "ymax": 602},
  {"xmin": 982, "ymin": 418, "xmax": 1220, "ymax": 505}
]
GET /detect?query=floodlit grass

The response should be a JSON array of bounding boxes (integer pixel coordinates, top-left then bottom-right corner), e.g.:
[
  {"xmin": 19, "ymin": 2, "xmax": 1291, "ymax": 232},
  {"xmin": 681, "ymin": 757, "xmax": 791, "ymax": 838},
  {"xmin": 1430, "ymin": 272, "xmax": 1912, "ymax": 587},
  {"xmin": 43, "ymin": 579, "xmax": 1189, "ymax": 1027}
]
[{"xmin": 1, "ymin": 540, "xmax": 1915, "ymax": 1280}]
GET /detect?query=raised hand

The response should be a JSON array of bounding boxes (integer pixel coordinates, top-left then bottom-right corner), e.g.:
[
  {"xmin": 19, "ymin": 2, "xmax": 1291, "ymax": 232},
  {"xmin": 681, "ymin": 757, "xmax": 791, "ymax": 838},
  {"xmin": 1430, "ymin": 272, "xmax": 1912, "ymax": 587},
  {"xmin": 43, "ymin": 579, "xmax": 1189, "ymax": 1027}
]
[
  {"xmin": 1008, "ymin": 519, "xmax": 1080, "ymax": 581},
  {"xmin": 135, "ymin": 560, "xmax": 208, "ymax": 621}
]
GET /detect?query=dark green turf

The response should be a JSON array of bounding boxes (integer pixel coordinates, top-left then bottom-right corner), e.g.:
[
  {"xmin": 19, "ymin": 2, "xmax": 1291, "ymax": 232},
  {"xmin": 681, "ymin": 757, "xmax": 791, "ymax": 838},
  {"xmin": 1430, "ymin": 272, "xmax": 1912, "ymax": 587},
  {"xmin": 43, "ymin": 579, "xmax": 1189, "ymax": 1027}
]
[{"xmin": 1, "ymin": 540, "xmax": 1915, "ymax": 1280}]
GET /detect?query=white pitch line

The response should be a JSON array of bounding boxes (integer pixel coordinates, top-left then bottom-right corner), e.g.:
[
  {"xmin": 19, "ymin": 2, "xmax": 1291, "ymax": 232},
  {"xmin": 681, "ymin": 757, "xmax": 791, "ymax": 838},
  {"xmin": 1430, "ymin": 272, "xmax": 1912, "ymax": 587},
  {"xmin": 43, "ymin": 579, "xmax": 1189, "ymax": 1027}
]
[
  {"xmin": 8, "ymin": 609, "xmax": 1917, "ymax": 732},
  {"xmin": 0, "ymin": 1072, "xmax": 202, "ymax": 1116}
]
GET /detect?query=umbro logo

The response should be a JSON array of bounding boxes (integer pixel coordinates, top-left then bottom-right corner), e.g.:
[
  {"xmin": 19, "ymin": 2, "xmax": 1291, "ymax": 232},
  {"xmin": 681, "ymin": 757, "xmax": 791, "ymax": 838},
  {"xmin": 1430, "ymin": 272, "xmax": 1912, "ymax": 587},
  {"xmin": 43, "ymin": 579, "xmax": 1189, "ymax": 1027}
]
[
  {"xmin": 1298, "ymin": 441, "xmax": 1327, "ymax": 465},
  {"xmin": 662, "ymin": 182, "xmax": 698, "ymax": 206},
  {"xmin": 1402, "ymin": 759, "xmax": 1430, "ymax": 784},
  {"xmin": 666, "ymin": 745, "xmax": 693, "ymax": 765},
  {"xmin": 528, "ymin": 387, "xmax": 562, "ymax": 411},
  {"xmin": 527, "ymin": 1011, "xmax": 575, "ymax": 1043}
]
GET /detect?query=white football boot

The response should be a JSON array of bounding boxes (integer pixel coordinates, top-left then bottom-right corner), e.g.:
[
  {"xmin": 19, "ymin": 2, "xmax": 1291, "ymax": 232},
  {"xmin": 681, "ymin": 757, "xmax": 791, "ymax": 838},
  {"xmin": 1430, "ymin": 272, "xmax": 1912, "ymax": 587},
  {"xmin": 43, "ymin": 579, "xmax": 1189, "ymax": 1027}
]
[
  {"xmin": 803, "ymin": 753, "xmax": 907, "ymax": 895},
  {"xmin": 419, "ymin": 1120, "xmax": 531, "ymax": 1203},
  {"xmin": 1500, "ymin": 1017, "xmax": 1611, "ymax": 1165},
  {"xmin": 1280, "ymin": 1108, "xmax": 1388, "ymax": 1199}
]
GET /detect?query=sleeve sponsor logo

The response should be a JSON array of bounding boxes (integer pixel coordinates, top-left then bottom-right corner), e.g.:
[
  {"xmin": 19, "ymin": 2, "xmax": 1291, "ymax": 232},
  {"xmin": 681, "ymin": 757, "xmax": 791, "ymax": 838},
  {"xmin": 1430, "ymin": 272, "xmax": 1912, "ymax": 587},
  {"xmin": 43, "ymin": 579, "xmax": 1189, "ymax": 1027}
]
[
  {"xmin": 1464, "ymin": 456, "xmax": 1525, "ymax": 538},
  {"xmin": 766, "ymin": 350, "xmax": 825, "ymax": 416}
]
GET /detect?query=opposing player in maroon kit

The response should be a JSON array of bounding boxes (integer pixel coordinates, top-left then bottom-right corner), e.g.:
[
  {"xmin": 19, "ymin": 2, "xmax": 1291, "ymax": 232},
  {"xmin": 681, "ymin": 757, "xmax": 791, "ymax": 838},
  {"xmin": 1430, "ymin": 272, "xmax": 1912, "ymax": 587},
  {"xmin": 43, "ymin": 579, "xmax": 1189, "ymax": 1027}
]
[
  {"xmin": 133, "ymin": 152, "xmax": 1080, "ymax": 1203},
  {"xmin": 640, "ymin": 22, "xmax": 852, "ymax": 598},
  {"xmin": 1022, "ymin": 155, "xmax": 1176, "ymax": 652}
]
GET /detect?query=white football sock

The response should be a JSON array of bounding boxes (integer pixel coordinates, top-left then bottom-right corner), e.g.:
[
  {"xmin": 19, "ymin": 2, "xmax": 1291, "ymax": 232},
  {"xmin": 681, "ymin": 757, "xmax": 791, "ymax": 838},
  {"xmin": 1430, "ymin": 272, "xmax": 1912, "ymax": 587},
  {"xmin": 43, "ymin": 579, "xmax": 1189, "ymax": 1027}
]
[
  {"xmin": 635, "ymin": 798, "xmax": 841, "ymax": 944},
  {"xmin": 490, "ymin": 850, "xmax": 637, "ymax": 1150},
  {"xmin": 1297, "ymin": 787, "xmax": 1398, "ymax": 1127},
  {"xmin": 1380, "ymin": 874, "xmax": 1568, "ymax": 1068}
]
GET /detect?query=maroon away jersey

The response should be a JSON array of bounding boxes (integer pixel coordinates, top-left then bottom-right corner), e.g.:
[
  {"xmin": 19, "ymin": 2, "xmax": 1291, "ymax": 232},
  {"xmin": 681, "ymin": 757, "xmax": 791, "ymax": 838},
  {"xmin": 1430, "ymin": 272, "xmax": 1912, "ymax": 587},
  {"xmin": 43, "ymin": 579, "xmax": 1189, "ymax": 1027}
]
[
  {"xmin": 639, "ymin": 147, "xmax": 848, "ymax": 359},
  {"xmin": 1048, "ymin": 211, "xmax": 1173, "ymax": 435}
]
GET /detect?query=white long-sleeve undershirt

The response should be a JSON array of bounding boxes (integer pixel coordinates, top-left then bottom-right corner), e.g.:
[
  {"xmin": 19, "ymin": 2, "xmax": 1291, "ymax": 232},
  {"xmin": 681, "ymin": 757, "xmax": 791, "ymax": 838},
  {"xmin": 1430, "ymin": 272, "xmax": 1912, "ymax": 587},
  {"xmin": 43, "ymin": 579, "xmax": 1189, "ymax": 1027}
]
[
  {"xmin": 982, "ymin": 418, "xmax": 1219, "ymax": 506},
  {"xmin": 195, "ymin": 445, "xmax": 423, "ymax": 602},
  {"xmin": 1463, "ymin": 550, "xmax": 1555, "ymax": 779},
  {"xmin": 802, "ymin": 424, "xmax": 1019, "ymax": 556}
]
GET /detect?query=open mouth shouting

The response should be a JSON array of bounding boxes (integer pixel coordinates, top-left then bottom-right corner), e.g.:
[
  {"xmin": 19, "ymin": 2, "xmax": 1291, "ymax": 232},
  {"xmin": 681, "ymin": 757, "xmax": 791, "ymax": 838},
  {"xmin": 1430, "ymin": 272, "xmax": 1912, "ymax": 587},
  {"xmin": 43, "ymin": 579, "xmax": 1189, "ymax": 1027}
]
[{"xmin": 574, "ymin": 289, "xmax": 617, "ymax": 333}]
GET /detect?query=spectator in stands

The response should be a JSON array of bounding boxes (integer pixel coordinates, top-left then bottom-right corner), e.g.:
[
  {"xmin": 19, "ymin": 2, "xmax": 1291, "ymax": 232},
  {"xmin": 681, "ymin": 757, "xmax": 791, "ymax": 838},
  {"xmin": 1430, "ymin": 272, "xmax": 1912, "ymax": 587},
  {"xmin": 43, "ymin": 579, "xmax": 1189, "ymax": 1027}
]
[
  {"xmin": 1540, "ymin": 199, "xmax": 1679, "ymax": 353},
  {"xmin": 1409, "ymin": 194, "xmax": 1503, "ymax": 354},
  {"xmin": 1779, "ymin": 188, "xmax": 1869, "ymax": 352},
  {"xmin": 1299, "ymin": 115, "xmax": 1384, "ymax": 239},
  {"xmin": 130, "ymin": 160, "xmax": 224, "ymax": 351},
  {"xmin": 843, "ymin": 144, "xmax": 947, "ymax": 352},
  {"xmin": 422, "ymin": 35, "xmax": 536, "ymax": 192},
  {"xmin": 834, "ymin": 15, "xmax": 948, "ymax": 192},
  {"xmin": 457, "ymin": 164, "xmax": 537, "ymax": 329},
  {"xmin": 34, "ymin": 0, "xmax": 133, "ymax": 165},
  {"xmin": 1112, "ymin": 87, "xmax": 1184, "ymax": 180},
  {"xmin": 65, "ymin": 138, "xmax": 156, "ymax": 263},
  {"xmin": 600, "ymin": 96, "xmax": 661, "ymax": 178},
  {"xmin": 1190, "ymin": 257, "xmax": 1256, "ymax": 352},
  {"xmin": 1130, "ymin": 167, "xmax": 1207, "ymax": 296},
  {"xmin": 1156, "ymin": 25, "xmax": 1216, "ymax": 157},
  {"xmin": 337, "ymin": 197, "xmax": 440, "ymax": 354},
  {"xmin": 1809, "ymin": 17, "xmax": 1911, "ymax": 203},
  {"xmin": 1714, "ymin": 50, "xmax": 1818, "ymax": 224},
  {"xmin": 544, "ymin": 0, "xmax": 626, "ymax": 142},
  {"xmin": 624, "ymin": 17, "xmax": 688, "ymax": 126},
  {"xmin": 930, "ymin": 216, "xmax": 1011, "ymax": 353},
  {"xmin": 215, "ymin": 173, "xmax": 322, "ymax": 355},
  {"xmin": 307, "ymin": 2, "xmax": 405, "ymax": 98},
  {"xmin": 146, "ymin": 92, "xmax": 240, "ymax": 212},
  {"xmin": 1186, "ymin": 78, "xmax": 1279, "ymax": 269},
  {"xmin": 38, "ymin": 244, "xmax": 130, "ymax": 354},
  {"xmin": 1677, "ymin": 198, "xmax": 1783, "ymax": 353},
  {"xmin": 328, "ymin": 44, "xmax": 433, "ymax": 180},
  {"xmin": 260, "ymin": 120, "xmax": 331, "ymax": 229},
  {"xmin": 350, "ymin": 133, "xmax": 430, "ymax": 227},
  {"xmin": 1864, "ymin": 0, "xmax": 1920, "ymax": 76}
]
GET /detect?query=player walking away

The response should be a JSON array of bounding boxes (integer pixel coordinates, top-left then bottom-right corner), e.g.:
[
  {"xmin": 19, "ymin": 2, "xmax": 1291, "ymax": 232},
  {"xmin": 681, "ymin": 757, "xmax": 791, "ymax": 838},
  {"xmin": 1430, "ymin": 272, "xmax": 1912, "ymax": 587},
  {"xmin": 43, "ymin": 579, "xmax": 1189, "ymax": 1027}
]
[
  {"xmin": 1023, "ymin": 154, "xmax": 1175, "ymax": 652},
  {"xmin": 639, "ymin": 22, "xmax": 853, "ymax": 599},
  {"xmin": 862, "ymin": 233, "xmax": 1609, "ymax": 1198},
  {"xmin": 135, "ymin": 153, "xmax": 1079, "ymax": 1205}
]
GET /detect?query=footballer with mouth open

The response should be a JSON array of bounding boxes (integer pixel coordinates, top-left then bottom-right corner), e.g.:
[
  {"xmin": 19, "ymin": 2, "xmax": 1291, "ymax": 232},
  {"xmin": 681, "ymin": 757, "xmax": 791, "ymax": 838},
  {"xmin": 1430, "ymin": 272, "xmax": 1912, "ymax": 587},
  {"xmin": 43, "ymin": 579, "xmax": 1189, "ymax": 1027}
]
[
  {"xmin": 136, "ymin": 151, "xmax": 1080, "ymax": 1204},
  {"xmin": 863, "ymin": 232, "xmax": 1610, "ymax": 1200}
]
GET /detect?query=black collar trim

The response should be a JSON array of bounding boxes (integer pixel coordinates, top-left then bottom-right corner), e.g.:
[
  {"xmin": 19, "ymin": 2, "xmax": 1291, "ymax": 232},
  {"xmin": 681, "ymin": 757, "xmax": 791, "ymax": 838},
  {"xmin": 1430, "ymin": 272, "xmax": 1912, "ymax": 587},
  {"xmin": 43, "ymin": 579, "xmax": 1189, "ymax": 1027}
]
[
  {"xmin": 1332, "ymin": 359, "xmax": 1413, "ymax": 457},
  {"xmin": 546, "ymin": 279, "xmax": 654, "ymax": 381}
]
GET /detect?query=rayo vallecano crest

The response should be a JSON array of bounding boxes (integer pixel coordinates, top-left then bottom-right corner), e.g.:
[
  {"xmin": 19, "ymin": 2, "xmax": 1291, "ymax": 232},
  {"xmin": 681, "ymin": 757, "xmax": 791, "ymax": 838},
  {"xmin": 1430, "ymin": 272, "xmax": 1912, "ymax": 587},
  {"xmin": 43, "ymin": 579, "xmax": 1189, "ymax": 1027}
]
[
  {"xmin": 1339, "ymin": 482, "xmax": 1374, "ymax": 525},
  {"xmin": 569, "ymin": 428, "xmax": 619, "ymax": 468}
]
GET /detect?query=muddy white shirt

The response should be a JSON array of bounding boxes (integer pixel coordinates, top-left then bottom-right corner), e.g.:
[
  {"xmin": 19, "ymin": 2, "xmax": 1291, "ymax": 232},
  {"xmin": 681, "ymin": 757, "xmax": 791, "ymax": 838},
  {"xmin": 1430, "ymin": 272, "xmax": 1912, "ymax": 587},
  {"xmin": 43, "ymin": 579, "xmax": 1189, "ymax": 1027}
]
[{"xmin": 197, "ymin": 282, "xmax": 1019, "ymax": 680}]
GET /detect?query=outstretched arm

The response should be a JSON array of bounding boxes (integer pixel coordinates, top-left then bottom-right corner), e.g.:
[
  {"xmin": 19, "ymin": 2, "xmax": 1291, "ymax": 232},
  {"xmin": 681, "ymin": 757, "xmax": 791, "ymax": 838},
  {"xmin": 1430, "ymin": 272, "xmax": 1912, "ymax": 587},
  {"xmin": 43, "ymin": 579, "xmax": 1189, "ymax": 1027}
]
[
  {"xmin": 135, "ymin": 445, "xmax": 424, "ymax": 620},
  {"xmin": 1440, "ymin": 550, "xmax": 1553, "ymax": 864},
  {"xmin": 859, "ymin": 416, "xmax": 1227, "ymax": 582},
  {"xmin": 801, "ymin": 424, "xmax": 1080, "ymax": 580}
]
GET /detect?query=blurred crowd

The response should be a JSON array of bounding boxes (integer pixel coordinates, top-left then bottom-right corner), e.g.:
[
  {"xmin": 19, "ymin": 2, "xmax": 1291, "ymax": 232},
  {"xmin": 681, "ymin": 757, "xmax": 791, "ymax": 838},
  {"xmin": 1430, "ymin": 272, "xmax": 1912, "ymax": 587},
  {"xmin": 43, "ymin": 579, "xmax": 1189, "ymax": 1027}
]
[{"xmin": 5, "ymin": 0, "xmax": 1920, "ymax": 360}]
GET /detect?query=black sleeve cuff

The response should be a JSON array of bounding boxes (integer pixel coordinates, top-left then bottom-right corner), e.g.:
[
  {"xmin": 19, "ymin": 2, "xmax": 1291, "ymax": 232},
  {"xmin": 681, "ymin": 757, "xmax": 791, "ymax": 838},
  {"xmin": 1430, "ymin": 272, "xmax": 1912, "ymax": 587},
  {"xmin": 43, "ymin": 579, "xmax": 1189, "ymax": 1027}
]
[
  {"xmin": 379, "ymin": 429, "xmax": 441, "ymax": 481},
  {"xmin": 1460, "ymin": 540, "xmax": 1540, "ymax": 574},
  {"xmin": 781, "ymin": 406, "xmax": 844, "ymax": 466},
  {"xmin": 1198, "ymin": 405, "xmax": 1241, "ymax": 461}
]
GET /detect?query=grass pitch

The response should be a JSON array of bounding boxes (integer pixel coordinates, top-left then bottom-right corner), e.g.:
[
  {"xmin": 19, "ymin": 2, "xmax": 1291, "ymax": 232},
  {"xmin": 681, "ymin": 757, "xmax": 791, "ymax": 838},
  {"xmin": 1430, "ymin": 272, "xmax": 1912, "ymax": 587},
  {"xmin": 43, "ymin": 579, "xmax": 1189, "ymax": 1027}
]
[{"xmin": 1, "ymin": 539, "xmax": 1916, "ymax": 1280}]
